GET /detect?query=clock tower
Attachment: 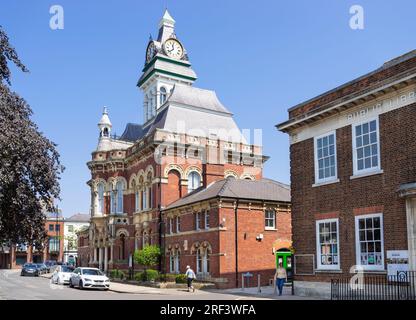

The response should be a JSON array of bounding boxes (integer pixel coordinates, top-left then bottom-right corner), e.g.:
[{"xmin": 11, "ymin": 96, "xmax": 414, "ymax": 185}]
[{"xmin": 137, "ymin": 10, "xmax": 197, "ymax": 124}]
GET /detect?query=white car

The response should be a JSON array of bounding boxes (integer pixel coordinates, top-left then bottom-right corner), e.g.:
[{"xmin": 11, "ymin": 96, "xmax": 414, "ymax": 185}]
[
  {"xmin": 51, "ymin": 265, "xmax": 74, "ymax": 285},
  {"xmin": 69, "ymin": 267, "xmax": 110, "ymax": 290}
]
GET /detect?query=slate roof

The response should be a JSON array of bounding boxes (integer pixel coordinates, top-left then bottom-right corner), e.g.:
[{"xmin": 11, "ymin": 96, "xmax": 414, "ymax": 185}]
[
  {"xmin": 65, "ymin": 213, "xmax": 90, "ymax": 222},
  {"xmin": 116, "ymin": 84, "xmax": 246, "ymax": 144},
  {"xmin": 119, "ymin": 123, "xmax": 146, "ymax": 142},
  {"xmin": 164, "ymin": 178, "xmax": 291, "ymax": 210},
  {"xmin": 168, "ymin": 84, "xmax": 232, "ymax": 114}
]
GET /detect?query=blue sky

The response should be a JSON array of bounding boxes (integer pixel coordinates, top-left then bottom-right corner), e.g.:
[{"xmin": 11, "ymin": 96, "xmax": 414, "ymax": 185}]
[{"xmin": 1, "ymin": 0, "xmax": 415, "ymax": 217}]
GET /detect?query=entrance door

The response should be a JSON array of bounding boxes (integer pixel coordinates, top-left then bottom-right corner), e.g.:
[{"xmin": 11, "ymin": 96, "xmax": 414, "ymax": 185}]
[
  {"xmin": 408, "ymin": 198, "xmax": 416, "ymax": 270},
  {"xmin": 275, "ymin": 249, "xmax": 293, "ymax": 282}
]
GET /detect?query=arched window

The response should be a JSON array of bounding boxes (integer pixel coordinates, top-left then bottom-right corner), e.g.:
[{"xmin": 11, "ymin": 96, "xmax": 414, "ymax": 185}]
[
  {"xmin": 97, "ymin": 183, "xmax": 105, "ymax": 215},
  {"xmin": 160, "ymin": 87, "xmax": 167, "ymax": 105},
  {"xmin": 116, "ymin": 181, "xmax": 124, "ymax": 214},
  {"xmin": 196, "ymin": 248, "xmax": 202, "ymax": 274},
  {"xmin": 120, "ymin": 234, "xmax": 125, "ymax": 260},
  {"xmin": 142, "ymin": 188, "xmax": 147, "ymax": 210},
  {"xmin": 188, "ymin": 171, "xmax": 201, "ymax": 193},
  {"xmin": 196, "ymin": 247, "xmax": 210, "ymax": 274},
  {"xmin": 205, "ymin": 250, "xmax": 210, "ymax": 273},
  {"xmin": 133, "ymin": 190, "xmax": 138, "ymax": 211},
  {"xmin": 102, "ymin": 128, "xmax": 109, "ymax": 137},
  {"xmin": 169, "ymin": 253, "xmax": 175, "ymax": 273},
  {"xmin": 110, "ymin": 185, "xmax": 116, "ymax": 214},
  {"xmin": 169, "ymin": 250, "xmax": 180, "ymax": 274},
  {"xmin": 147, "ymin": 172, "xmax": 153, "ymax": 209}
]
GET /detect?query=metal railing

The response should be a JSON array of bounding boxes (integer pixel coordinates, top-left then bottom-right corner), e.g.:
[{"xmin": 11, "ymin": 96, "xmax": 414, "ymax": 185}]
[{"xmin": 331, "ymin": 271, "xmax": 416, "ymax": 300}]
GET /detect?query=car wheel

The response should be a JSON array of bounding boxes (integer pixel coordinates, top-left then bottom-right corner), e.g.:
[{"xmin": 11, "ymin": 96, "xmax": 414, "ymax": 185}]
[{"xmin": 79, "ymin": 280, "xmax": 84, "ymax": 290}]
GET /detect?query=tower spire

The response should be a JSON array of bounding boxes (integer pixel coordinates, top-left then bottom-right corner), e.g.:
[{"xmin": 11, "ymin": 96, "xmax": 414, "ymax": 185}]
[
  {"xmin": 98, "ymin": 106, "xmax": 112, "ymax": 138},
  {"xmin": 158, "ymin": 9, "xmax": 175, "ymax": 43}
]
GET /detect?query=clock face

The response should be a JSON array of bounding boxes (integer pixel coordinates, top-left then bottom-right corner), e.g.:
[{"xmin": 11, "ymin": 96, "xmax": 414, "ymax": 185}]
[
  {"xmin": 146, "ymin": 42, "xmax": 157, "ymax": 62},
  {"xmin": 163, "ymin": 39, "xmax": 183, "ymax": 59}
]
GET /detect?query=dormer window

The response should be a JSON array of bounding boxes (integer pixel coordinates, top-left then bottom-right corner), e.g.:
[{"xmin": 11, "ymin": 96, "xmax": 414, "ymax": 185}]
[{"xmin": 160, "ymin": 87, "xmax": 167, "ymax": 105}]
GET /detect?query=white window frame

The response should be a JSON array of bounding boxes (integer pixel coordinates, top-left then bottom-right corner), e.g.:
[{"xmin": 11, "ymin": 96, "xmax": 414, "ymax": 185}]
[
  {"xmin": 115, "ymin": 181, "xmax": 124, "ymax": 214},
  {"xmin": 169, "ymin": 218, "xmax": 173, "ymax": 234},
  {"xmin": 352, "ymin": 117, "xmax": 381, "ymax": 176},
  {"xmin": 204, "ymin": 210, "xmax": 209, "ymax": 230},
  {"xmin": 188, "ymin": 171, "xmax": 201, "ymax": 193},
  {"xmin": 265, "ymin": 209, "xmax": 276, "ymax": 230},
  {"xmin": 142, "ymin": 188, "xmax": 147, "ymax": 210},
  {"xmin": 196, "ymin": 212, "xmax": 201, "ymax": 230},
  {"xmin": 355, "ymin": 213, "xmax": 385, "ymax": 271},
  {"xmin": 315, "ymin": 218, "xmax": 340, "ymax": 270},
  {"xmin": 135, "ymin": 190, "xmax": 139, "ymax": 212},
  {"xmin": 169, "ymin": 253, "xmax": 175, "ymax": 273},
  {"xmin": 314, "ymin": 130, "xmax": 338, "ymax": 184},
  {"xmin": 176, "ymin": 216, "xmax": 181, "ymax": 233},
  {"xmin": 175, "ymin": 252, "xmax": 180, "ymax": 274}
]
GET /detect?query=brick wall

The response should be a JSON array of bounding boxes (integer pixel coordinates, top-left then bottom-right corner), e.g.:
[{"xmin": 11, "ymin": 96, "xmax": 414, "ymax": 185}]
[
  {"xmin": 165, "ymin": 203, "xmax": 292, "ymax": 288},
  {"xmin": 290, "ymin": 103, "xmax": 416, "ymax": 282}
]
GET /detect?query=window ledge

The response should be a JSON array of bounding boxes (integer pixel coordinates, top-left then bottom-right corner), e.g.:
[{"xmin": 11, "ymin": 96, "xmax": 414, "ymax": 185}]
[
  {"xmin": 265, "ymin": 228, "xmax": 277, "ymax": 231},
  {"xmin": 350, "ymin": 169, "xmax": 384, "ymax": 180},
  {"xmin": 312, "ymin": 179, "xmax": 340, "ymax": 188},
  {"xmin": 315, "ymin": 269, "xmax": 343, "ymax": 273},
  {"xmin": 350, "ymin": 269, "xmax": 387, "ymax": 274}
]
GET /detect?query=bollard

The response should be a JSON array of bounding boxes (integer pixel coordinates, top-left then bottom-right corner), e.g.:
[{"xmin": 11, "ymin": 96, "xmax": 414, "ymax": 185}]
[
  {"xmin": 257, "ymin": 274, "xmax": 261, "ymax": 293},
  {"xmin": 273, "ymin": 273, "xmax": 278, "ymax": 295},
  {"xmin": 241, "ymin": 273, "xmax": 244, "ymax": 291}
]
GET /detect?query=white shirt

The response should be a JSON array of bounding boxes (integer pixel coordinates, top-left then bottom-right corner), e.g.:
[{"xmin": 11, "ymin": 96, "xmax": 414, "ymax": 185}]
[{"xmin": 186, "ymin": 268, "xmax": 195, "ymax": 279}]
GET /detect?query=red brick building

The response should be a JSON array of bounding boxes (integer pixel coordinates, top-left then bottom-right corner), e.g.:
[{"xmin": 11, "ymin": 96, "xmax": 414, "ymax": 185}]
[
  {"xmin": 277, "ymin": 50, "xmax": 416, "ymax": 298},
  {"xmin": 85, "ymin": 10, "xmax": 292, "ymax": 288},
  {"xmin": 162, "ymin": 178, "xmax": 291, "ymax": 288},
  {"xmin": 0, "ymin": 211, "xmax": 65, "ymax": 268},
  {"xmin": 76, "ymin": 227, "xmax": 90, "ymax": 267}
]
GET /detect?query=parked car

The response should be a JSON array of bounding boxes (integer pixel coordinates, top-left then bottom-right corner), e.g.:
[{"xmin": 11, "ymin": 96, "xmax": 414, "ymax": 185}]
[
  {"xmin": 69, "ymin": 267, "xmax": 110, "ymax": 290},
  {"xmin": 51, "ymin": 265, "xmax": 73, "ymax": 285},
  {"xmin": 21, "ymin": 263, "xmax": 40, "ymax": 277},
  {"xmin": 44, "ymin": 260, "xmax": 57, "ymax": 272},
  {"xmin": 36, "ymin": 263, "xmax": 48, "ymax": 274}
]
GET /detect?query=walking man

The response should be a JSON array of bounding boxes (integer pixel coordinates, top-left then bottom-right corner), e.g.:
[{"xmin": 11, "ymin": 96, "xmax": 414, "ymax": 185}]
[
  {"xmin": 185, "ymin": 265, "xmax": 196, "ymax": 292},
  {"xmin": 275, "ymin": 262, "xmax": 287, "ymax": 296}
]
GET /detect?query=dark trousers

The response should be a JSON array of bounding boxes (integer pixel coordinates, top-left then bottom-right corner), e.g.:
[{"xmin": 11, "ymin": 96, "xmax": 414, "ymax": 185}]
[
  {"xmin": 276, "ymin": 278, "xmax": 285, "ymax": 295},
  {"xmin": 187, "ymin": 278, "xmax": 194, "ymax": 288}
]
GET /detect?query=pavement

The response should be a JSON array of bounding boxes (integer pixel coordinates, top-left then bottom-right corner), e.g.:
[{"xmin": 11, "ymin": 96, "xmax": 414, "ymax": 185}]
[
  {"xmin": 0, "ymin": 269, "xmax": 317, "ymax": 300},
  {"xmin": 0, "ymin": 269, "xmax": 293, "ymax": 300}
]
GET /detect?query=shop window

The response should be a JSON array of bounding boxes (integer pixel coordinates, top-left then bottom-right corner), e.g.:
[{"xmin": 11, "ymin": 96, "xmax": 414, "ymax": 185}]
[
  {"xmin": 355, "ymin": 213, "xmax": 384, "ymax": 270},
  {"xmin": 316, "ymin": 219, "xmax": 340, "ymax": 270}
]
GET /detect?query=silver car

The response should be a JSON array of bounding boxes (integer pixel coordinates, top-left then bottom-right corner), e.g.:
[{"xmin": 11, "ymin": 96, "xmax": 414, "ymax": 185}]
[
  {"xmin": 51, "ymin": 265, "xmax": 73, "ymax": 285},
  {"xmin": 69, "ymin": 267, "xmax": 110, "ymax": 290}
]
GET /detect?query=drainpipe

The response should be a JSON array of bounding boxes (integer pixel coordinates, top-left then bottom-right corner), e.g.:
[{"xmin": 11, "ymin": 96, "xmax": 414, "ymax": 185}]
[
  {"xmin": 158, "ymin": 176, "xmax": 166, "ymax": 279},
  {"xmin": 234, "ymin": 199, "xmax": 239, "ymax": 288}
]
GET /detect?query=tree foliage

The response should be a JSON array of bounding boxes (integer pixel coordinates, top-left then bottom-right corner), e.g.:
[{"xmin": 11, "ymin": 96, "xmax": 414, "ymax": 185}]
[
  {"xmin": 0, "ymin": 25, "xmax": 64, "ymax": 249},
  {"xmin": 134, "ymin": 245, "xmax": 161, "ymax": 269}
]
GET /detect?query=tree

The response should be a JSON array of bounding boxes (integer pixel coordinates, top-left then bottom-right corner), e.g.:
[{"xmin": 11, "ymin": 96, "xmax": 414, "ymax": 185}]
[
  {"xmin": 134, "ymin": 245, "xmax": 161, "ymax": 280},
  {"xmin": 0, "ymin": 25, "xmax": 64, "ymax": 249}
]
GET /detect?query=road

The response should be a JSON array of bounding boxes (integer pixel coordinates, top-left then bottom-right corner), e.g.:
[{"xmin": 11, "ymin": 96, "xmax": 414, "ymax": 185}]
[{"xmin": 0, "ymin": 270, "xmax": 273, "ymax": 300}]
